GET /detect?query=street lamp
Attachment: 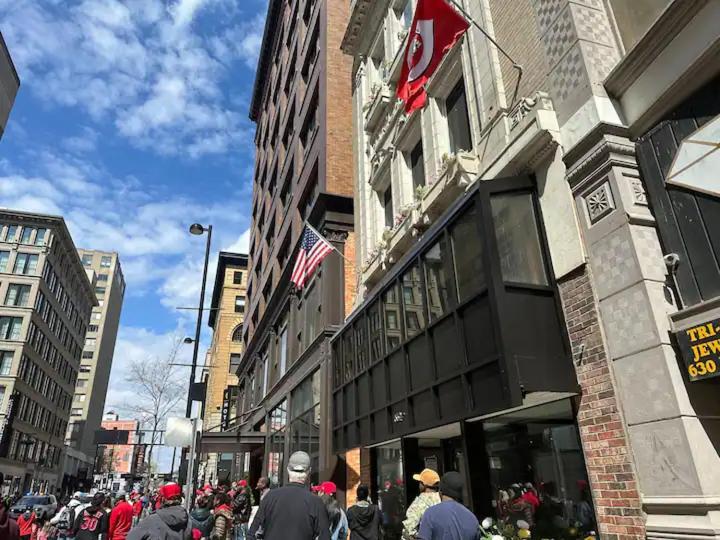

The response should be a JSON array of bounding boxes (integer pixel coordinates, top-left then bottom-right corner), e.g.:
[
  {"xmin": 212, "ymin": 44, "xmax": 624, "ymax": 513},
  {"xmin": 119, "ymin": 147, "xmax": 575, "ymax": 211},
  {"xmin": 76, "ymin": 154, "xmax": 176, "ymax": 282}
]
[{"xmin": 180, "ymin": 222, "xmax": 212, "ymax": 488}]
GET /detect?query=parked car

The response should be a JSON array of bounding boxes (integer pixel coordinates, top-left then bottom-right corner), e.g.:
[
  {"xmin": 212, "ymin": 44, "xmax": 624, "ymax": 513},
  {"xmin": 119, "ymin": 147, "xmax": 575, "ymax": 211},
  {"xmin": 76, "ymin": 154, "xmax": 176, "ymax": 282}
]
[{"xmin": 9, "ymin": 495, "xmax": 58, "ymax": 520}]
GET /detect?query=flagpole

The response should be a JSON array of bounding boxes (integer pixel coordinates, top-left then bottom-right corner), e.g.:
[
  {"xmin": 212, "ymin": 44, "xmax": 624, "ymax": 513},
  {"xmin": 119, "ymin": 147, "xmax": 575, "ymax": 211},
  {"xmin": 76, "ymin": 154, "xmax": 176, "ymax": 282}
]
[{"xmin": 446, "ymin": 0, "xmax": 523, "ymax": 102}]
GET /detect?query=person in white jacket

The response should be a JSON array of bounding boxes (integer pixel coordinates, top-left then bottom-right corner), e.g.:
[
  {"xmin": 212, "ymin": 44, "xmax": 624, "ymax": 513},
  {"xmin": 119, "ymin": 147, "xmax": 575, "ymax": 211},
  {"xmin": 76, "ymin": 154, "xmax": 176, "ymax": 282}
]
[{"xmin": 51, "ymin": 497, "xmax": 82, "ymax": 539}]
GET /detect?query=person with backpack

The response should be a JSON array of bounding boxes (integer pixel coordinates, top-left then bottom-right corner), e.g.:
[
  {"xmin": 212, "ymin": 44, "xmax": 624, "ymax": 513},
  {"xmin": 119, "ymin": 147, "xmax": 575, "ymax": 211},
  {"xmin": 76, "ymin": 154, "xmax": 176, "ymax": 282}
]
[
  {"xmin": 127, "ymin": 484, "xmax": 192, "ymax": 540},
  {"xmin": 318, "ymin": 482, "xmax": 347, "ymax": 540},
  {"xmin": 189, "ymin": 495, "xmax": 214, "ymax": 540},
  {"xmin": 72, "ymin": 493, "xmax": 108, "ymax": 540},
  {"xmin": 210, "ymin": 493, "xmax": 233, "ymax": 540},
  {"xmin": 51, "ymin": 496, "xmax": 81, "ymax": 539},
  {"xmin": 347, "ymin": 484, "xmax": 382, "ymax": 540}
]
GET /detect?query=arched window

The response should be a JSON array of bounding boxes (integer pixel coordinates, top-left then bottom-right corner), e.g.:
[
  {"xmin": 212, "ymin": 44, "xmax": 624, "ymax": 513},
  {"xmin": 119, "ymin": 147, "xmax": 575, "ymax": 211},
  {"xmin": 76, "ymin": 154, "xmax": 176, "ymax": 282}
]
[{"xmin": 232, "ymin": 325, "xmax": 243, "ymax": 342}]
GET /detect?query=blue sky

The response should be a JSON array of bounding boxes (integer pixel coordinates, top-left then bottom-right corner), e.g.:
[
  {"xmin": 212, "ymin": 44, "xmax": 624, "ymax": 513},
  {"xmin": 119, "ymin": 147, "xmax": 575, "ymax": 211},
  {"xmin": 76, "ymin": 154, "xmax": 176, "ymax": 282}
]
[{"xmin": 0, "ymin": 0, "xmax": 268, "ymax": 459}]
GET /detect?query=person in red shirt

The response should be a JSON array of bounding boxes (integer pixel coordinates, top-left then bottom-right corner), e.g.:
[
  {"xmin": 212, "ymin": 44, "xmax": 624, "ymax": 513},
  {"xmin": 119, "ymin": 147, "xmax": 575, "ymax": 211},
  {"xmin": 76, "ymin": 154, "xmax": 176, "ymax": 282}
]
[
  {"xmin": 131, "ymin": 494, "xmax": 143, "ymax": 525},
  {"xmin": 109, "ymin": 493, "xmax": 134, "ymax": 540},
  {"xmin": 17, "ymin": 509, "xmax": 36, "ymax": 540}
]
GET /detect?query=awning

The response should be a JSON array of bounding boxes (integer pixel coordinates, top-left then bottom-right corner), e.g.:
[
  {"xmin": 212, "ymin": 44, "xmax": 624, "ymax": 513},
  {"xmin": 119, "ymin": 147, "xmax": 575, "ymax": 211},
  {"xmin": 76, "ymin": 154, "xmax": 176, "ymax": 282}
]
[{"xmin": 199, "ymin": 430, "xmax": 266, "ymax": 453}]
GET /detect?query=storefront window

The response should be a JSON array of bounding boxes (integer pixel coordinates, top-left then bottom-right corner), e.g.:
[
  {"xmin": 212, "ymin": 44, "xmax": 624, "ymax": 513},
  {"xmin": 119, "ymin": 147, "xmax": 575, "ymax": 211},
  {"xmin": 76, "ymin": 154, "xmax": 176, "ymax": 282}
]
[
  {"xmin": 482, "ymin": 399, "xmax": 595, "ymax": 538},
  {"xmin": 368, "ymin": 302, "xmax": 384, "ymax": 363},
  {"xmin": 402, "ymin": 263, "xmax": 425, "ymax": 339},
  {"xmin": 374, "ymin": 441, "xmax": 406, "ymax": 540},
  {"xmin": 383, "ymin": 284, "xmax": 402, "ymax": 350},
  {"xmin": 290, "ymin": 371, "xmax": 322, "ymax": 485},
  {"xmin": 491, "ymin": 193, "xmax": 548, "ymax": 286},
  {"xmin": 268, "ymin": 400, "xmax": 288, "ymax": 486},
  {"xmin": 423, "ymin": 236, "xmax": 456, "ymax": 321},
  {"xmin": 451, "ymin": 204, "xmax": 485, "ymax": 302}
]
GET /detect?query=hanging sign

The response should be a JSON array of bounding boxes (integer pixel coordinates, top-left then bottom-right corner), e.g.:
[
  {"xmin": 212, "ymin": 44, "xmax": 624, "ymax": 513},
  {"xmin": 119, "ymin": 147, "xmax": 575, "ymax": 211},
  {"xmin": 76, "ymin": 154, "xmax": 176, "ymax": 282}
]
[{"xmin": 675, "ymin": 318, "xmax": 720, "ymax": 381}]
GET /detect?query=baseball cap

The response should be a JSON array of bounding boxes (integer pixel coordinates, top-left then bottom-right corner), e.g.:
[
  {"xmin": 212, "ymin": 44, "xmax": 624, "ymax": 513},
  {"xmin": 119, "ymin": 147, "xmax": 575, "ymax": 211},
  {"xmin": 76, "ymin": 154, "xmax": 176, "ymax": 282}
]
[
  {"xmin": 320, "ymin": 481, "xmax": 337, "ymax": 495},
  {"xmin": 287, "ymin": 451, "xmax": 311, "ymax": 473},
  {"xmin": 412, "ymin": 468, "xmax": 440, "ymax": 487},
  {"xmin": 159, "ymin": 483, "xmax": 182, "ymax": 500}
]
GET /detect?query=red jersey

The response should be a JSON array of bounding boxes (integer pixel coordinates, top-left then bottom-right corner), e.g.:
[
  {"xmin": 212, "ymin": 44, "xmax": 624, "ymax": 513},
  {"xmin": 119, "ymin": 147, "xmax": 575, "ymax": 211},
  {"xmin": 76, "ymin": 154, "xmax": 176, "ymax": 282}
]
[{"xmin": 108, "ymin": 501, "xmax": 133, "ymax": 540}]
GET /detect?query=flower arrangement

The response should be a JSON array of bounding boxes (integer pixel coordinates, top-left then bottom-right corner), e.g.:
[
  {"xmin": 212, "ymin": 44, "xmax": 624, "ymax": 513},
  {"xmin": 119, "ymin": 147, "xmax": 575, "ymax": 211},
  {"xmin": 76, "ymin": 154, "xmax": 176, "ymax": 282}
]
[{"xmin": 414, "ymin": 184, "xmax": 429, "ymax": 201}]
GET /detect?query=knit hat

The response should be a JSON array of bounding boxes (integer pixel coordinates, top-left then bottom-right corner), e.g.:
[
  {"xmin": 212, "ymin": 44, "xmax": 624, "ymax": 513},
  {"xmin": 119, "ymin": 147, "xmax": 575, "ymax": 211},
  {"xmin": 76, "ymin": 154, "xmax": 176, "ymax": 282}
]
[{"xmin": 439, "ymin": 471, "xmax": 464, "ymax": 501}]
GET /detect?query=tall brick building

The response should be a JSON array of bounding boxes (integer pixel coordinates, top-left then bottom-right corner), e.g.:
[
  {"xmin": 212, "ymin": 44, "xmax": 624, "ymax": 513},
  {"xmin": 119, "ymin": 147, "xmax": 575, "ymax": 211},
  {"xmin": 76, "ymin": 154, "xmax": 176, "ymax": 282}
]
[
  {"xmin": 336, "ymin": 1, "xmax": 720, "ymax": 539},
  {"xmin": 198, "ymin": 251, "xmax": 248, "ymax": 484},
  {"xmin": 199, "ymin": 0, "xmax": 356, "ymax": 487}
]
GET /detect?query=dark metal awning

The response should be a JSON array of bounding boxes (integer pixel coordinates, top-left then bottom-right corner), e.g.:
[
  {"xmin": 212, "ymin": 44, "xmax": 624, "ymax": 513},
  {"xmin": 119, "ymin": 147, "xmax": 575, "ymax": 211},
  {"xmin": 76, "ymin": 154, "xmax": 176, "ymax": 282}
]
[{"xmin": 199, "ymin": 430, "xmax": 265, "ymax": 453}]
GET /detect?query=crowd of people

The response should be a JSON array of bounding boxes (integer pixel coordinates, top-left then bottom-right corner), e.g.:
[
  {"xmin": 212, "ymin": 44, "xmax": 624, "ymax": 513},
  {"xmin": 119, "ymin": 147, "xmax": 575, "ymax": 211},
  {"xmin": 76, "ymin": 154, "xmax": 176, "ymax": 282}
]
[{"xmin": 0, "ymin": 454, "xmax": 538, "ymax": 540}]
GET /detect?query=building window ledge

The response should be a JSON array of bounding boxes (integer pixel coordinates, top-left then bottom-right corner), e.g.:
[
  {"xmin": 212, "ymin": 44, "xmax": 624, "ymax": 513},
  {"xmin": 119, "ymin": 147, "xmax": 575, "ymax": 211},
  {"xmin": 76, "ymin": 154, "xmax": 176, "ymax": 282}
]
[
  {"xmin": 364, "ymin": 83, "xmax": 392, "ymax": 133},
  {"xmin": 421, "ymin": 151, "xmax": 480, "ymax": 222}
]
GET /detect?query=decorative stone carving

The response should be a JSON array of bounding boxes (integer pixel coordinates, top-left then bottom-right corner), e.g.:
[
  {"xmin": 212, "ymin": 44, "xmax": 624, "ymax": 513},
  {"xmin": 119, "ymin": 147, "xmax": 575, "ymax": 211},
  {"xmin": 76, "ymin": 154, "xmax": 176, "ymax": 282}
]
[
  {"xmin": 509, "ymin": 91, "xmax": 554, "ymax": 130},
  {"xmin": 323, "ymin": 229, "xmax": 349, "ymax": 243},
  {"xmin": 631, "ymin": 177, "xmax": 648, "ymax": 206},
  {"xmin": 584, "ymin": 181, "xmax": 615, "ymax": 224}
]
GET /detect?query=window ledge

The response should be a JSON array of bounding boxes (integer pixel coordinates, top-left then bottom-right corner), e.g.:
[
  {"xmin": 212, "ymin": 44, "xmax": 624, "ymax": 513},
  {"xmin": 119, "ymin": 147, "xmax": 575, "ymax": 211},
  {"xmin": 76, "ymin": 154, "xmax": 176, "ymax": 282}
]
[{"xmin": 420, "ymin": 152, "xmax": 479, "ymax": 223}]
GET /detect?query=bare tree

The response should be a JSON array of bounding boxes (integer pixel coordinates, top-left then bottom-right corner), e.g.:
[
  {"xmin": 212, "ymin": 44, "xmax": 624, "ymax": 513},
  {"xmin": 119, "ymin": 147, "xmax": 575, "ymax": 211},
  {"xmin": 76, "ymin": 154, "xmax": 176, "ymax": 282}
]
[{"xmin": 120, "ymin": 335, "xmax": 186, "ymax": 482}]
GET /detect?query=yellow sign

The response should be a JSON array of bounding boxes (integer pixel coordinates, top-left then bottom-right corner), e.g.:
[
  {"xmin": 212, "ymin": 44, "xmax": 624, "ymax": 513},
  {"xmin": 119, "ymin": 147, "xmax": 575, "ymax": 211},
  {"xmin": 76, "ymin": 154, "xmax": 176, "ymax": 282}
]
[{"xmin": 676, "ymin": 320, "xmax": 720, "ymax": 381}]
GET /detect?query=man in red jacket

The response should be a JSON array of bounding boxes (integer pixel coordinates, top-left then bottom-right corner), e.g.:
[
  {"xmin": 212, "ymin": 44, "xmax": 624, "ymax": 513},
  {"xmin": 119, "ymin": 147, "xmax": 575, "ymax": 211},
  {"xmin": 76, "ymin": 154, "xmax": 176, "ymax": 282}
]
[{"xmin": 109, "ymin": 493, "xmax": 133, "ymax": 540}]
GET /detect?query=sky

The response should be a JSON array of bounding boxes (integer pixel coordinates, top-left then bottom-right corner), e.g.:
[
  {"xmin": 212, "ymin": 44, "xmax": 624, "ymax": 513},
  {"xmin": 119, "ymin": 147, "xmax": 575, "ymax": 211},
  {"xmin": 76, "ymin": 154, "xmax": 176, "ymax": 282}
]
[{"xmin": 0, "ymin": 0, "xmax": 268, "ymax": 466}]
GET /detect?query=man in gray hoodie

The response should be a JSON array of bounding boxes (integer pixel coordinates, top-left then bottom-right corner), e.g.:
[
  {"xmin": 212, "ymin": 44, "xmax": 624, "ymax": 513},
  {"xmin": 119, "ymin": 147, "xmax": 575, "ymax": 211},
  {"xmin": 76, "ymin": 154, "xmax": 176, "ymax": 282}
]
[{"xmin": 127, "ymin": 484, "xmax": 192, "ymax": 540}]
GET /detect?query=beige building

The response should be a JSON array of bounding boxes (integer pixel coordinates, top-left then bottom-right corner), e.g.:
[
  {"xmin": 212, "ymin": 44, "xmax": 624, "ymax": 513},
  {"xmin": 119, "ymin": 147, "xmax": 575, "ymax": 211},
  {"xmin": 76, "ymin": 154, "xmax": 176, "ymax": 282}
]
[
  {"xmin": 199, "ymin": 251, "xmax": 247, "ymax": 484},
  {"xmin": 0, "ymin": 211, "xmax": 95, "ymax": 495},
  {"xmin": 63, "ymin": 250, "xmax": 124, "ymax": 489}
]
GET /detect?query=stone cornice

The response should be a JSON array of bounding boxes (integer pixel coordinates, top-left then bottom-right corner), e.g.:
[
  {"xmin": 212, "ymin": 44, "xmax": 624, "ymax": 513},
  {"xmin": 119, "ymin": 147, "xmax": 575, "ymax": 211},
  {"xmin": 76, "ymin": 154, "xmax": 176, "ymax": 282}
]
[
  {"xmin": 565, "ymin": 132, "xmax": 636, "ymax": 192},
  {"xmin": 341, "ymin": 0, "xmax": 389, "ymax": 56}
]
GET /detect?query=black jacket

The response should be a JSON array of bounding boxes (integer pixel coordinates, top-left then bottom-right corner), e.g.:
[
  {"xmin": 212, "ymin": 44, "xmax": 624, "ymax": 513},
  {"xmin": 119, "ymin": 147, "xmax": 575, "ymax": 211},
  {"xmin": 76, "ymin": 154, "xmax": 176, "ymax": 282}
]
[
  {"xmin": 247, "ymin": 483, "xmax": 330, "ymax": 540},
  {"xmin": 231, "ymin": 491, "xmax": 251, "ymax": 523},
  {"xmin": 73, "ymin": 506, "xmax": 108, "ymax": 540},
  {"xmin": 347, "ymin": 501, "xmax": 382, "ymax": 540},
  {"xmin": 127, "ymin": 505, "xmax": 193, "ymax": 540},
  {"xmin": 189, "ymin": 507, "xmax": 214, "ymax": 539}
]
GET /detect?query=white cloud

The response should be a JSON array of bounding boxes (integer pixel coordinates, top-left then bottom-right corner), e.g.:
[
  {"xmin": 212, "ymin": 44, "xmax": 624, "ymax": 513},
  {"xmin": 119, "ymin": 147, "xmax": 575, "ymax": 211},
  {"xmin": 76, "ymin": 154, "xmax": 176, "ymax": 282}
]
[
  {"xmin": 224, "ymin": 229, "xmax": 250, "ymax": 254},
  {"xmin": 0, "ymin": 0, "xmax": 260, "ymax": 158}
]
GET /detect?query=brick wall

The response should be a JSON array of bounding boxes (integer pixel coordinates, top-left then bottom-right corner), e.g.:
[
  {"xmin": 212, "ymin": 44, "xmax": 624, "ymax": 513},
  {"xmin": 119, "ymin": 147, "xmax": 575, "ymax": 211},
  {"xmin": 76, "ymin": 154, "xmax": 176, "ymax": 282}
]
[
  {"xmin": 343, "ymin": 231, "xmax": 357, "ymax": 318},
  {"xmin": 488, "ymin": 0, "xmax": 549, "ymax": 102},
  {"xmin": 557, "ymin": 265, "xmax": 645, "ymax": 540},
  {"xmin": 324, "ymin": 0, "xmax": 354, "ymax": 197},
  {"xmin": 344, "ymin": 447, "xmax": 372, "ymax": 508}
]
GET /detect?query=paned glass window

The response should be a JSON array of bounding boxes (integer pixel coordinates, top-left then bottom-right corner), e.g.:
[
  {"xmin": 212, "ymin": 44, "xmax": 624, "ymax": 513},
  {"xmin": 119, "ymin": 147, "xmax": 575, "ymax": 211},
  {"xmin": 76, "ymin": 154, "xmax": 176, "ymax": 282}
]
[
  {"xmin": 410, "ymin": 140, "xmax": 425, "ymax": 190},
  {"xmin": 383, "ymin": 284, "xmax": 402, "ymax": 350},
  {"xmin": 451, "ymin": 204, "xmax": 485, "ymax": 302},
  {"xmin": 383, "ymin": 187, "xmax": 394, "ymax": 229},
  {"xmin": 0, "ymin": 351, "xmax": 13, "ymax": 375},
  {"xmin": 13, "ymin": 253, "xmax": 39, "ymax": 275},
  {"xmin": 100, "ymin": 256, "xmax": 112, "ymax": 268},
  {"xmin": 5, "ymin": 284, "xmax": 31, "ymax": 307},
  {"xmin": 446, "ymin": 79, "xmax": 472, "ymax": 153},
  {"xmin": 235, "ymin": 296, "xmax": 245, "ymax": 313},
  {"xmin": 491, "ymin": 193, "xmax": 548, "ymax": 286},
  {"xmin": 5, "ymin": 226, "xmax": 17, "ymax": 242},
  {"xmin": 368, "ymin": 302, "xmax": 384, "ymax": 363},
  {"xmin": 233, "ymin": 271, "xmax": 243, "ymax": 285},
  {"xmin": 0, "ymin": 251, "xmax": 9, "ymax": 272},
  {"xmin": 35, "ymin": 229, "xmax": 47, "ymax": 246},
  {"xmin": 401, "ymin": 263, "xmax": 425, "ymax": 339},
  {"xmin": 0, "ymin": 317, "xmax": 22, "ymax": 340},
  {"xmin": 20, "ymin": 228, "xmax": 33, "ymax": 244},
  {"xmin": 82, "ymin": 254, "xmax": 93, "ymax": 266},
  {"xmin": 423, "ymin": 236, "xmax": 455, "ymax": 321}
]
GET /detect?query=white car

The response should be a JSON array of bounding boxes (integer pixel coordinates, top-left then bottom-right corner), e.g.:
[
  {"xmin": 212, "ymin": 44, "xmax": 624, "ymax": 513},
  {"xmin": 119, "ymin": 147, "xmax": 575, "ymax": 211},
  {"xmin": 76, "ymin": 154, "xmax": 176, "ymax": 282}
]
[{"xmin": 9, "ymin": 494, "xmax": 58, "ymax": 520}]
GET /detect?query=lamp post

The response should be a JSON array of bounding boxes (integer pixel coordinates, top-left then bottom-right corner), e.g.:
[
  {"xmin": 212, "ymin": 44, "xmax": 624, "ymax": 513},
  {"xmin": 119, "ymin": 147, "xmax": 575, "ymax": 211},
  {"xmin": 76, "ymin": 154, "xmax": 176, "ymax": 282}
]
[{"xmin": 180, "ymin": 223, "xmax": 212, "ymax": 487}]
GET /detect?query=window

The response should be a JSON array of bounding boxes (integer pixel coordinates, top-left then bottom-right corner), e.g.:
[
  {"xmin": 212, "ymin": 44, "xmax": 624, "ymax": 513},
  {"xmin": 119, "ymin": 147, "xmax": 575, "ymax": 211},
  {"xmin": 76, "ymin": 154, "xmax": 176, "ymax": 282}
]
[
  {"xmin": 100, "ymin": 256, "xmax": 112, "ymax": 268},
  {"xmin": 232, "ymin": 325, "xmax": 243, "ymax": 342},
  {"xmin": 383, "ymin": 186, "xmax": 394, "ymax": 229},
  {"xmin": 82, "ymin": 254, "xmax": 93, "ymax": 266},
  {"xmin": 92, "ymin": 312, "xmax": 102, "ymax": 320},
  {"xmin": 0, "ymin": 251, "xmax": 8, "ymax": 272},
  {"xmin": 5, "ymin": 284, "xmax": 31, "ymax": 307},
  {"xmin": 14, "ymin": 253, "xmax": 39, "ymax": 275},
  {"xmin": 289, "ymin": 370, "xmax": 322, "ymax": 484},
  {"xmin": 95, "ymin": 287, "xmax": 106, "ymax": 296},
  {"xmin": 88, "ymin": 324, "xmax": 99, "ymax": 332},
  {"xmin": 446, "ymin": 79, "xmax": 472, "ymax": 153},
  {"xmin": 76, "ymin": 379, "xmax": 87, "ymax": 388},
  {"xmin": 20, "ymin": 228, "xmax": 33, "ymax": 244},
  {"xmin": 77, "ymin": 394, "xmax": 86, "ymax": 402},
  {"xmin": 97, "ymin": 274, "xmax": 108, "ymax": 282},
  {"xmin": 233, "ymin": 271, "xmax": 243, "ymax": 285},
  {"xmin": 401, "ymin": 263, "xmax": 425, "ymax": 339},
  {"xmin": 82, "ymin": 351, "xmax": 93, "ymax": 359},
  {"xmin": 230, "ymin": 353, "xmax": 242, "ymax": 374},
  {"xmin": 268, "ymin": 399, "xmax": 288, "ymax": 485},
  {"xmin": 491, "ymin": 193, "xmax": 548, "ymax": 286},
  {"xmin": 423, "ymin": 236, "xmax": 456, "ymax": 321},
  {"xmin": 235, "ymin": 296, "xmax": 245, "ymax": 314},
  {"xmin": 71, "ymin": 408, "xmax": 83, "ymax": 416},
  {"xmin": 84, "ymin": 337, "xmax": 96, "ymax": 348},
  {"xmin": 79, "ymin": 366, "xmax": 91, "ymax": 374},
  {"xmin": 0, "ymin": 386, "xmax": 5, "ymax": 407},
  {"xmin": 451, "ymin": 204, "xmax": 485, "ymax": 302},
  {"xmin": 410, "ymin": 140, "xmax": 425, "ymax": 190},
  {"xmin": 0, "ymin": 351, "xmax": 12, "ymax": 375},
  {"xmin": 383, "ymin": 284, "xmax": 402, "ymax": 350},
  {"xmin": 0, "ymin": 317, "xmax": 22, "ymax": 340},
  {"xmin": 35, "ymin": 229, "xmax": 47, "ymax": 246},
  {"xmin": 5, "ymin": 225, "xmax": 17, "ymax": 242}
]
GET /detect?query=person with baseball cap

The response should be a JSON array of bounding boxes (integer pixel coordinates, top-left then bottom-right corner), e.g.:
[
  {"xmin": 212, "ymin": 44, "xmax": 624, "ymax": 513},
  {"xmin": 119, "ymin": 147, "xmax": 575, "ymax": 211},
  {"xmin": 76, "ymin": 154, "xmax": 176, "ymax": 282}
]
[
  {"xmin": 316, "ymin": 482, "xmax": 347, "ymax": 540},
  {"xmin": 127, "ymin": 484, "xmax": 192, "ymax": 540},
  {"xmin": 416, "ymin": 472, "xmax": 478, "ymax": 540},
  {"xmin": 73, "ymin": 492, "xmax": 109, "ymax": 540},
  {"xmin": 247, "ymin": 451, "xmax": 330, "ymax": 540},
  {"xmin": 402, "ymin": 468, "xmax": 441, "ymax": 539}
]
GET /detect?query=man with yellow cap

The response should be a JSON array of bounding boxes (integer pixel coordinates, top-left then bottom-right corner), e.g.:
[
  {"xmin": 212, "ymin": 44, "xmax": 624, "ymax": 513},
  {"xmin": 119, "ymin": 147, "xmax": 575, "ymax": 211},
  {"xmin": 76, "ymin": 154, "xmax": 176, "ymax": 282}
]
[{"xmin": 402, "ymin": 468, "xmax": 441, "ymax": 539}]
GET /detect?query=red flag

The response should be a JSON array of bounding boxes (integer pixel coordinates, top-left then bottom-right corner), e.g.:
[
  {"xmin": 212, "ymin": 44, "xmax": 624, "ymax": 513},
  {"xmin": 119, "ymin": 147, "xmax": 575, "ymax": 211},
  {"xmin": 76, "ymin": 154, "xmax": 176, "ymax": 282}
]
[{"xmin": 397, "ymin": 0, "xmax": 469, "ymax": 114}]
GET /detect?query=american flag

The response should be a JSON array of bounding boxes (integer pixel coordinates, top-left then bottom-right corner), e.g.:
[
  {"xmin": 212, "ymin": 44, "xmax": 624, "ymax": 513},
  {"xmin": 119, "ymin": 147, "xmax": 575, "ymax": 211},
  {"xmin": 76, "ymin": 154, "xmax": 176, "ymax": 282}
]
[{"xmin": 290, "ymin": 225, "xmax": 334, "ymax": 289}]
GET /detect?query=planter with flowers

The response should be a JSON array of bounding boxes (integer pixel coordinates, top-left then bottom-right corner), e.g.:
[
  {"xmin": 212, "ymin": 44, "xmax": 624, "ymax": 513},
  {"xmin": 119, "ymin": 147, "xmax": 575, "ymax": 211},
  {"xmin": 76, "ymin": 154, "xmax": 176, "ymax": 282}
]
[
  {"xmin": 420, "ymin": 151, "xmax": 480, "ymax": 221},
  {"xmin": 364, "ymin": 83, "xmax": 392, "ymax": 132},
  {"xmin": 386, "ymin": 202, "xmax": 420, "ymax": 263}
]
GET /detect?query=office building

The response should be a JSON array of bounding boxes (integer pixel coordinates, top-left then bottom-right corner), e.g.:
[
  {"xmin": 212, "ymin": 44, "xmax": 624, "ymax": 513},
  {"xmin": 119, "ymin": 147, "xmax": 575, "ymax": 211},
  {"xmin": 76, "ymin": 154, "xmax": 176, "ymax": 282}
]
[
  {"xmin": 63, "ymin": 250, "xmax": 124, "ymax": 490},
  {"xmin": 199, "ymin": 0, "xmax": 356, "ymax": 488},
  {"xmin": 0, "ymin": 31, "xmax": 19, "ymax": 140},
  {"xmin": 198, "ymin": 251, "xmax": 248, "ymax": 484},
  {"xmin": 0, "ymin": 211, "xmax": 95, "ymax": 494},
  {"xmin": 337, "ymin": 1, "xmax": 720, "ymax": 538}
]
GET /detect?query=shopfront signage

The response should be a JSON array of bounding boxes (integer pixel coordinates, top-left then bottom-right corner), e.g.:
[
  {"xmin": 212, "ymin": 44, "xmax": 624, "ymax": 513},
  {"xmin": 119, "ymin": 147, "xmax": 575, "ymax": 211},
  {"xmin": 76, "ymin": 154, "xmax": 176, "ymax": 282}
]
[{"xmin": 676, "ymin": 319, "xmax": 720, "ymax": 381}]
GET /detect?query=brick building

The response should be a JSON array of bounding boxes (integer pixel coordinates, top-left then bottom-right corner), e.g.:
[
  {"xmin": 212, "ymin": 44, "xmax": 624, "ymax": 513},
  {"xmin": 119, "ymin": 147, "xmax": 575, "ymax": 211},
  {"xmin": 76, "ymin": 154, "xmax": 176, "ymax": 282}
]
[
  {"xmin": 335, "ymin": 1, "xmax": 720, "ymax": 539},
  {"xmin": 94, "ymin": 412, "xmax": 139, "ymax": 493},
  {"xmin": 199, "ymin": 0, "xmax": 356, "ymax": 488},
  {"xmin": 198, "ymin": 251, "xmax": 248, "ymax": 484}
]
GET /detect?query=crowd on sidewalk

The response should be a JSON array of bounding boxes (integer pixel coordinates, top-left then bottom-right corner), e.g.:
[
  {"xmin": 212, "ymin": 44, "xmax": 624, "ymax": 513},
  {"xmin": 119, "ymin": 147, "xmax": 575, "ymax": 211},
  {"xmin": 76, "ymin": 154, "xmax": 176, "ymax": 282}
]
[{"xmin": 0, "ymin": 453, "xmax": 514, "ymax": 540}]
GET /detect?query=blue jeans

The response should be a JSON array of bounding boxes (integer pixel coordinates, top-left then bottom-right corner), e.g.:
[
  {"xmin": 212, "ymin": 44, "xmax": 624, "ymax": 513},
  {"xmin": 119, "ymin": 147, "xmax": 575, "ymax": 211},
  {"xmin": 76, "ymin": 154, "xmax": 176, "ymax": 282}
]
[{"xmin": 234, "ymin": 523, "xmax": 247, "ymax": 540}]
